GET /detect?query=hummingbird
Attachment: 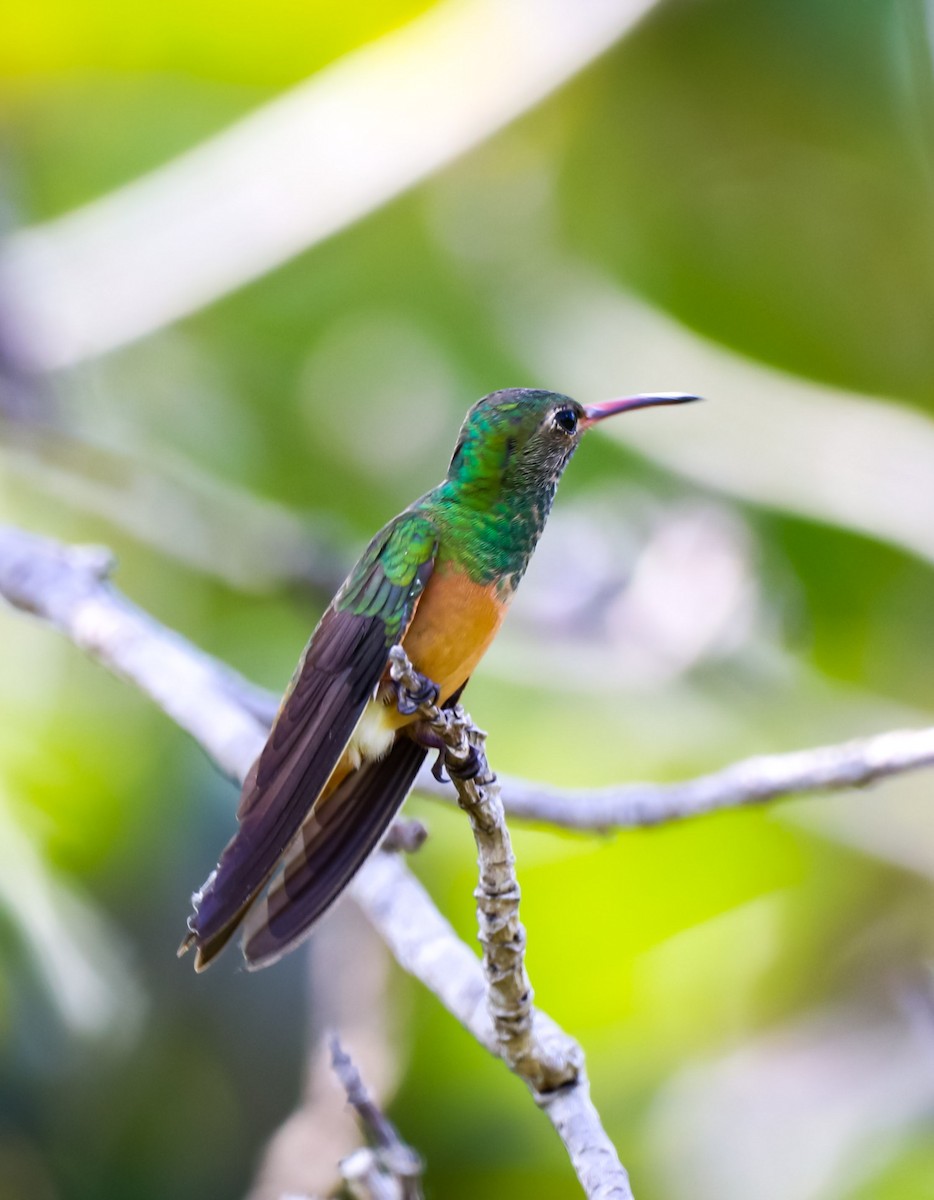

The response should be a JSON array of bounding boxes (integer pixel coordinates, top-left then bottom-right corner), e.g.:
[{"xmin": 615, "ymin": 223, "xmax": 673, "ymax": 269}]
[{"xmin": 181, "ymin": 387, "xmax": 699, "ymax": 970}]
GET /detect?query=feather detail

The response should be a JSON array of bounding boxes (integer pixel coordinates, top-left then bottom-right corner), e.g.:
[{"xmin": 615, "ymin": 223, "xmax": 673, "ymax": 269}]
[
  {"xmin": 241, "ymin": 683, "xmax": 467, "ymax": 968},
  {"xmin": 240, "ymin": 733, "xmax": 427, "ymax": 968},
  {"xmin": 183, "ymin": 512, "xmax": 438, "ymax": 968}
]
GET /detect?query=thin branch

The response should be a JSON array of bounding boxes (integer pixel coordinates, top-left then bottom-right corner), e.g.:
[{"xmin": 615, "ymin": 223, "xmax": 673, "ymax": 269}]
[
  {"xmin": 125, "ymin": 580, "xmax": 934, "ymax": 835},
  {"xmin": 16, "ymin": 525, "xmax": 934, "ymax": 1194},
  {"xmin": 351, "ymin": 853, "xmax": 632, "ymax": 1199},
  {"xmin": 85, "ymin": 538, "xmax": 933, "ymax": 833},
  {"xmin": 246, "ymin": 906, "xmax": 403, "ymax": 1200},
  {"xmin": 0, "ymin": 524, "xmax": 633, "ymax": 1199},
  {"xmin": 330, "ymin": 1035, "xmax": 424, "ymax": 1200},
  {"xmin": 414, "ymin": 729, "xmax": 934, "ymax": 831},
  {"xmin": 380, "ymin": 818, "xmax": 429, "ymax": 855},
  {"xmin": 0, "ymin": 412, "xmax": 347, "ymax": 596},
  {"xmin": 389, "ymin": 646, "xmax": 580, "ymax": 1095},
  {"xmin": 0, "ymin": 525, "xmax": 266, "ymax": 781}
]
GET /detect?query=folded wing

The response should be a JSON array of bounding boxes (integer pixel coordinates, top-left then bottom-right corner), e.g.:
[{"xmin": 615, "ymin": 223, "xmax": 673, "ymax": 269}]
[
  {"xmin": 183, "ymin": 511, "xmax": 438, "ymax": 969},
  {"xmin": 242, "ymin": 682, "xmax": 467, "ymax": 968},
  {"xmin": 241, "ymin": 733, "xmax": 428, "ymax": 967}
]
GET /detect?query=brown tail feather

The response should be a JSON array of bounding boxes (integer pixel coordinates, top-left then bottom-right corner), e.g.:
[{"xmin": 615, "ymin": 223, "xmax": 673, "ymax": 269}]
[{"xmin": 240, "ymin": 733, "xmax": 428, "ymax": 968}]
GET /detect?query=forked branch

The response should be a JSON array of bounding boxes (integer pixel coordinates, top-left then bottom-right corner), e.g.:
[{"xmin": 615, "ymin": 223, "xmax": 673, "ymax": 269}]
[{"xmin": 0, "ymin": 525, "xmax": 633, "ymax": 1199}]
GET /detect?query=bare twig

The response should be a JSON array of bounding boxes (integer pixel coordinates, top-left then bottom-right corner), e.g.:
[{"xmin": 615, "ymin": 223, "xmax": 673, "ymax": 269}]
[
  {"xmin": 352, "ymin": 854, "xmax": 633, "ymax": 1199},
  {"xmin": 330, "ymin": 1035, "xmax": 424, "ymax": 1200},
  {"xmin": 389, "ymin": 646, "xmax": 580, "ymax": 1095},
  {"xmin": 0, "ymin": 525, "xmax": 266, "ymax": 780},
  {"xmin": 191, "ymin": 667, "xmax": 934, "ymax": 838},
  {"xmin": 0, "ymin": 413, "xmax": 347, "ymax": 596},
  {"xmin": 0, "ymin": 524, "xmax": 634, "ymax": 1199},
  {"xmin": 246, "ymin": 906, "xmax": 402, "ymax": 1200},
  {"xmin": 13, "ymin": 525, "xmax": 934, "ymax": 1198},
  {"xmin": 380, "ymin": 819, "xmax": 429, "ymax": 855},
  {"xmin": 30, "ymin": 510, "xmax": 926, "ymax": 836},
  {"xmin": 415, "ymin": 729, "xmax": 934, "ymax": 832},
  {"xmin": 46, "ymin": 508, "xmax": 924, "ymax": 835}
]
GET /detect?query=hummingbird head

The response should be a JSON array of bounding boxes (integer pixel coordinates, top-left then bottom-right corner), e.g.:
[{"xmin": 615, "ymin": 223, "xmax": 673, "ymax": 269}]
[{"xmin": 445, "ymin": 387, "xmax": 700, "ymax": 503}]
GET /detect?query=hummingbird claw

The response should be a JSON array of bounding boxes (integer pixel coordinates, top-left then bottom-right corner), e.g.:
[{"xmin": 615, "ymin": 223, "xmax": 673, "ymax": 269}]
[
  {"xmin": 407, "ymin": 719, "xmax": 449, "ymax": 783},
  {"xmin": 431, "ymin": 751, "xmax": 449, "ymax": 783},
  {"xmin": 414, "ymin": 675, "xmax": 441, "ymax": 708},
  {"xmin": 395, "ymin": 690, "xmax": 420, "ymax": 716},
  {"xmin": 394, "ymin": 673, "xmax": 440, "ymax": 716},
  {"xmin": 447, "ymin": 744, "xmax": 486, "ymax": 782}
]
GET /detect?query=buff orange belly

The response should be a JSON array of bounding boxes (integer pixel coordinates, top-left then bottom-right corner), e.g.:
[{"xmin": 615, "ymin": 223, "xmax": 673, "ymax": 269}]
[
  {"xmin": 328, "ymin": 567, "xmax": 509, "ymax": 791},
  {"xmin": 399, "ymin": 567, "xmax": 508, "ymax": 707}
]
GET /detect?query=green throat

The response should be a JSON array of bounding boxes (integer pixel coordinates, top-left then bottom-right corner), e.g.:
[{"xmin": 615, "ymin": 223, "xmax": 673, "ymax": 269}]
[{"xmin": 415, "ymin": 389, "xmax": 581, "ymax": 591}]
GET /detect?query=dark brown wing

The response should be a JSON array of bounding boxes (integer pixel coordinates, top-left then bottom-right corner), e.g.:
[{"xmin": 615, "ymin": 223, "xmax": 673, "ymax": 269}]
[
  {"xmin": 241, "ymin": 682, "xmax": 468, "ymax": 969},
  {"xmin": 183, "ymin": 512, "xmax": 438, "ymax": 969},
  {"xmin": 241, "ymin": 733, "xmax": 428, "ymax": 968}
]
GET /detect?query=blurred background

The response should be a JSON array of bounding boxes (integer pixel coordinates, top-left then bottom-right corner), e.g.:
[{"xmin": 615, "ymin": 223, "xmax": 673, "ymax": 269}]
[{"xmin": 2, "ymin": 1, "xmax": 934, "ymax": 1197}]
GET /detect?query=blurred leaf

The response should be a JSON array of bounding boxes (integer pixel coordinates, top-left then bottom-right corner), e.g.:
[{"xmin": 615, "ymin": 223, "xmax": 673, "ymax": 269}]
[
  {"xmin": 567, "ymin": 0, "xmax": 934, "ymax": 405},
  {"xmin": 1, "ymin": 0, "xmax": 436, "ymax": 85}
]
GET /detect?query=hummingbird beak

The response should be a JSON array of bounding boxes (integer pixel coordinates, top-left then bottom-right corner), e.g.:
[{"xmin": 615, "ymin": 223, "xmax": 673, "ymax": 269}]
[{"xmin": 580, "ymin": 391, "xmax": 702, "ymax": 430}]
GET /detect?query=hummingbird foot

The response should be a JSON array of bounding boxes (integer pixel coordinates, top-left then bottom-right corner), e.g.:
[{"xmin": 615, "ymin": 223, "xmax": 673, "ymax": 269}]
[
  {"xmin": 389, "ymin": 647, "xmax": 488, "ymax": 782},
  {"xmin": 393, "ymin": 673, "xmax": 440, "ymax": 716},
  {"xmin": 406, "ymin": 719, "xmax": 451, "ymax": 781},
  {"xmin": 445, "ymin": 742, "xmax": 484, "ymax": 782},
  {"xmin": 431, "ymin": 750, "xmax": 449, "ymax": 783}
]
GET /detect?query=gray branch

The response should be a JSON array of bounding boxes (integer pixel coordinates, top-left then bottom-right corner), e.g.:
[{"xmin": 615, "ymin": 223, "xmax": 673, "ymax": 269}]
[
  {"xmin": 246, "ymin": 905, "xmax": 402, "ymax": 1200},
  {"xmin": 0, "ymin": 524, "xmax": 633, "ymax": 1199},
  {"xmin": 389, "ymin": 647, "xmax": 581, "ymax": 1095},
  {"xmin": 352, "ymin": 852, "xmax": 632, "ymax": 1198},
  {"xmin": 11, "ymin": 525, "xmax": 934, "ymax": 1196},
  {"xmin": 0, "ymin": 525, "xmax": 267, "ymax": 780},
  {"xmin": 415, "ymin": 728, "xmax": 934, "ymax": 832},
  {"xmin": 210, "ymin": 653, "xmax": 934, "ymax": 837},
  {"xmin": 329, "ymin": 1035, "xmax": 424, "ymax": 1200}
]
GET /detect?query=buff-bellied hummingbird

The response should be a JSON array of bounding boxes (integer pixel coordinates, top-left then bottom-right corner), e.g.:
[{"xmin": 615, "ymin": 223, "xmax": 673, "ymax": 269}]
[{"xmin": 181, "ymin": 387, "xmax": 700, "ymax": 969}]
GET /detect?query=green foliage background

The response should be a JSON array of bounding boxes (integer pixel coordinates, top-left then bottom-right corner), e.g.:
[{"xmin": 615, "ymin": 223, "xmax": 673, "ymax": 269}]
[{"xmin": 2, "ymin": 1, "xmax": 934, "ymax": 1197}]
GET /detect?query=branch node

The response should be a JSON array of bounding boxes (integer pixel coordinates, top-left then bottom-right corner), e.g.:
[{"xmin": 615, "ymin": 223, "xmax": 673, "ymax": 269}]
[
  {"xmin": 381, "ymin": 819, "xmax": 429, "ymax": 855},
  {"xmin": 67, "ymin": 542, "xmax": 117, "ymax": 579},
  {"xmin": 329, "ymin": 1033, "xmax": 424, "ymax": 1197},
  {"xmin": 389, "ymin": 645, "xmax": 583, "ymax": 1097},
  {"xmin": 0, "ymin": 527, "xmax": 637, "ymax": 1198}
]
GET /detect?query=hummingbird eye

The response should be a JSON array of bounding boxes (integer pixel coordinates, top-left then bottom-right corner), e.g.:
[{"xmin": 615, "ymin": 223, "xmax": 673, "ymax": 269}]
[{"xmin": 553, "ymin": 407, "xmax": 578, "ymax": 435}]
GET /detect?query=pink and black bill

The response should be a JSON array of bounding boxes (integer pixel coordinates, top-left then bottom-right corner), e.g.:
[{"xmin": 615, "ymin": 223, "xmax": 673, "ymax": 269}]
[{"xmin": 580, "ymin": 391, "xmax": 702, "ymax": 429}]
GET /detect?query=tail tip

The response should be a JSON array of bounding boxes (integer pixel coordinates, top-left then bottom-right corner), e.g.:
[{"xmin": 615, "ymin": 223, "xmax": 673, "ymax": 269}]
[{"xmin": 177, "ymin": 926, "xmax": 211, "ymax": 972}]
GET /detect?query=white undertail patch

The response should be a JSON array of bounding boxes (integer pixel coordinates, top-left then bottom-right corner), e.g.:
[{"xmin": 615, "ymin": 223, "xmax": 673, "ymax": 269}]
[{"xmin": 346, "ymin": 699, "xmax": 396, "ymax": 770}]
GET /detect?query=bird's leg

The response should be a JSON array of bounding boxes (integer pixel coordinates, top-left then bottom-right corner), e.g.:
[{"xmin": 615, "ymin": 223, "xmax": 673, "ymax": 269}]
[
  {"xmin": 406, "ymin": 717, "xmax": 485, "ymax": 783},
  {"xmin": 407, "ymin": 720, "xmax": 451, "ymax": 782},
  {"xmin": 390, "ymin": 649, "xmax": 485, "ymax": 783},
  {"xmin": 443, "ymin": 738, "xmax": 484, "ymax": 782},
  {"xmin": 392, "ymin": 671, "xmax": 439, "ymax": 716},
  {"xmin": 391, "ymin": 656, "xmax": 446, "ymax": 774}
]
